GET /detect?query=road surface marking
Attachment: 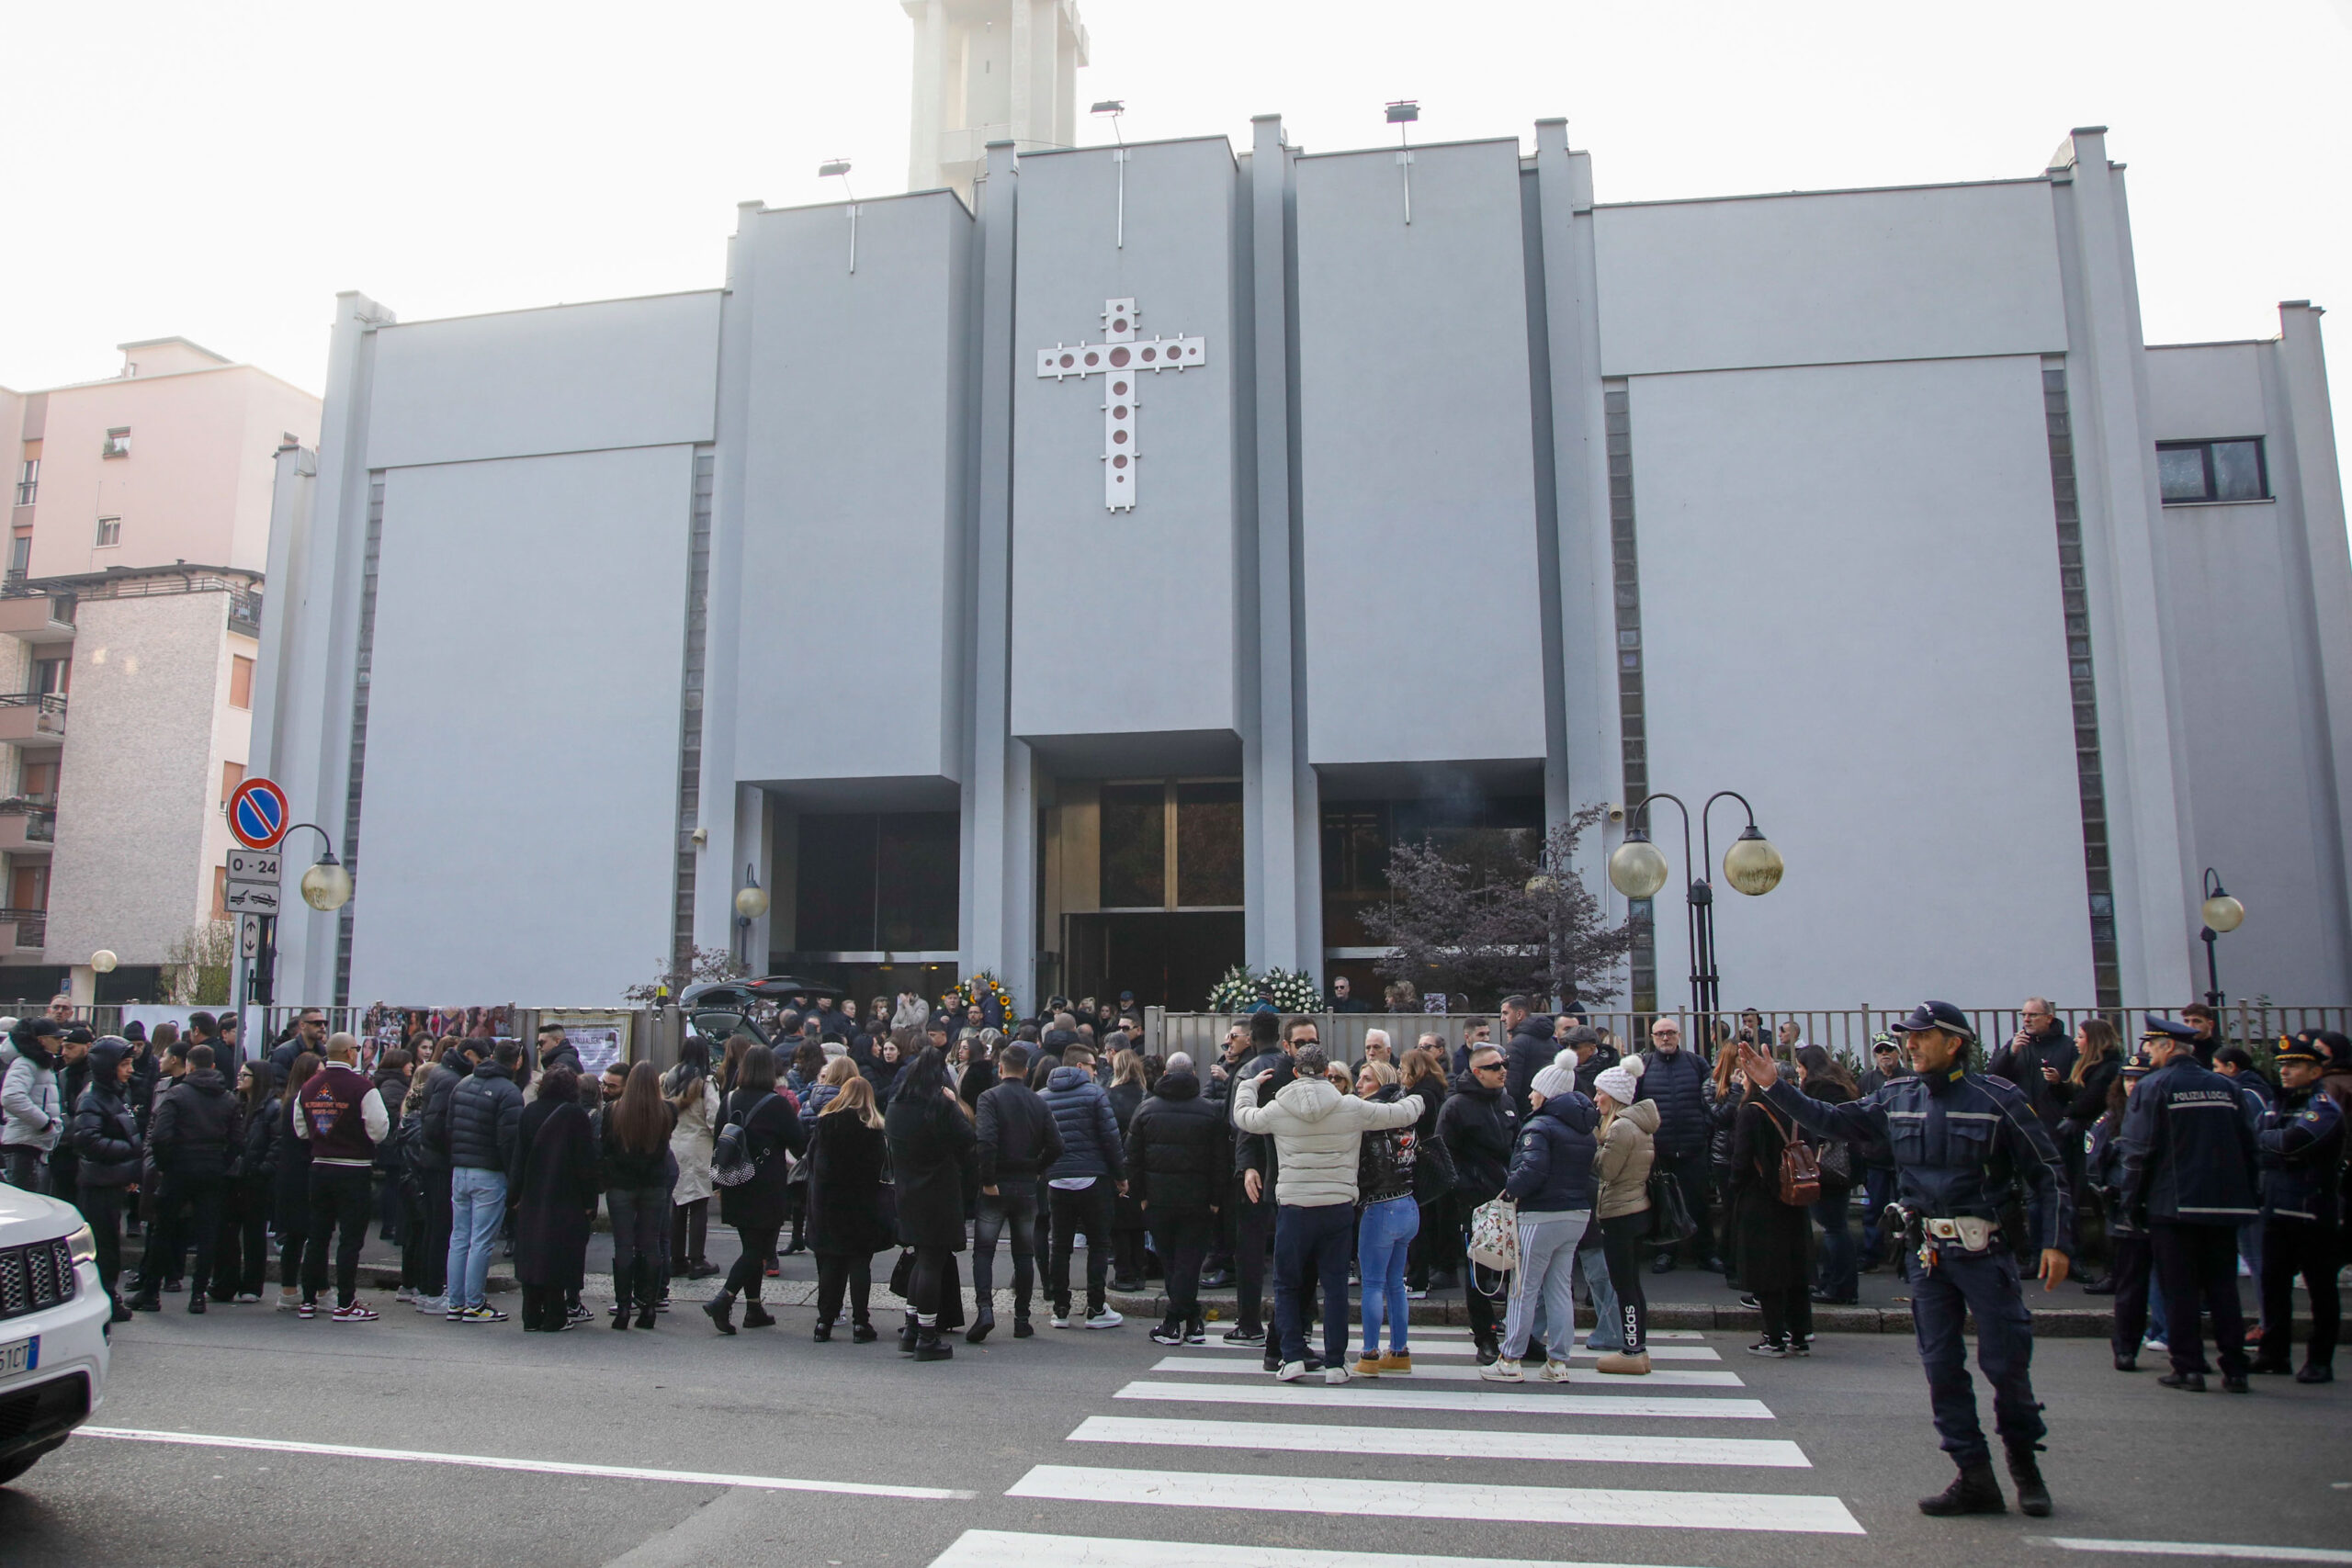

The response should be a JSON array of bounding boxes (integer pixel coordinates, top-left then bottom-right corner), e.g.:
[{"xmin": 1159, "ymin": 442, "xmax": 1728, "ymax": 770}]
[
  {"xmin": 1007, "ymin": 1464, "xmax": 1863, "ymax": 1535},
  {"xmin": 1069, "ymin": 1415, "xmax": 1808, "ymax": 1468},
  {"xmin": 77, "ymin": 1427, "xmax": 975, "ymax": 1500},
  {"xmin": 1188, "ymin": 1339, "xmax": 1723, "ymax": 1361},
  {"xmin": 2033, "ymin": 1539, "xmax": 2352, "ymax": 1564},
  {"xmin": 930, "ymin": 1529, "xmax": 1714, "ymax": 1568},
  {"xmin": 1114, "ymin": 1380, "xmax": 1777, "ymax": 1421},
  {"xmin": 1149, "ymin": 1355, "xmax": 1744, "ymax": 1388}
]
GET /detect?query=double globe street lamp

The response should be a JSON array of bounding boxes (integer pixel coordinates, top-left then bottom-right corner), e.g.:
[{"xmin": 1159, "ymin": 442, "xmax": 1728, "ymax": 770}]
[{"xmin": 1607, "ymin": 790, "xmax": 1784, "ymax": 1020}]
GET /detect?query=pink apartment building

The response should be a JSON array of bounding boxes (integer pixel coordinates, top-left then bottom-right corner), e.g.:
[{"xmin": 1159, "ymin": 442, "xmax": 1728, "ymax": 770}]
[{"xmin": 0, "ymin": 338, "xmax": 319, "ymax": 1005}]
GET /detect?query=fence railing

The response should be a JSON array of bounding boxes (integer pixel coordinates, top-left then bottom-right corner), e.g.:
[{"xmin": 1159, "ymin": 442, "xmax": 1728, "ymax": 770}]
[{"xmin": 1143, "ymin": 1002, "xmax": 2350, "ymax": 1070}]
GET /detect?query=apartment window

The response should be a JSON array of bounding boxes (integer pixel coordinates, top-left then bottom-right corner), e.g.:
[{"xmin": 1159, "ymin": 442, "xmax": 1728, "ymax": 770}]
[
  {"xmin": 13, "ymin": 450, "xmax": 36, "ymax": 507},
  {"xmin": 11, "ymin": 864, "xmax": 49, "ymax": 913},
  {"xmin": 2157, "ymin": 438, "xmax": 2267, "ymax": 504},
  {"xmin": 31, "ymin": 657, "xmax": 67, "ymax": 696},
  {"xmin": 7, "ymin": 535, "xmax": 28, "ymax": 586},
  {"xmin": 94, "ymin": 516, "xmax": 121, "ymax": 548},
  {"xmin": 20, "ymin": 760, "xmax": 57, "ymax": 802},
  {"xmin": 229, "ymin": 654, "xmax": 254, "ymax": 710},
  {"xmin": 221, "ymin": 761, "xmax": 244, "ymax": 805},
  {"xmin": 101, "ymin": 427, "xmax": 130, "ymax": 459},
  {"xmin": 212, "ymin": 865, "xmax": 230, "ymax": 919}
]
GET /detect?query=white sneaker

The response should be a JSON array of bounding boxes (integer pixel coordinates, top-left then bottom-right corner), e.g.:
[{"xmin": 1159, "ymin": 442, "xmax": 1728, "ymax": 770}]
[
  {"xmin": 1538, "ymin": 1358, "xmax": 1574, "ymax": 1382},
  {"xmin": 2144, "ymin": 1337, "xmax": 2168, "ymax": 1352},
  {"xmin": 1480, "ymin": 1356, "xmax": 1524, "ymax": 1382},
  {"xmin": 1050, "ymin": 1313, "xmax": 1074, "ymax": 1329},
  {"xmin": 1085, "ymin": 1308, "xmax": 1124, "ymax": 1330},
  {"xmin": 1324, "ymin": 1364, "xmax": 1352, "ymax": 1385},
  {"xmin": 413, "ymin": 1295, "xmax": 447, "ymax": 1314},
  {"xmin": 1405, "ymin": 1287, "xmax": 1429, "ymax": 1300},
  {"xmin": 395, "ymin": 1286, "xmax": 416, "ymax": 1303},
  {"xmin": 1274, "ymin": 1360, "xmax": 1308, "ymax": 1382}
]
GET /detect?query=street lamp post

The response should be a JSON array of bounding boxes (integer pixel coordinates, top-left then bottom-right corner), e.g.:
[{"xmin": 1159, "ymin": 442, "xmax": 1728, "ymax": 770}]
[
  {"xmin": 2197, "ymin": 866, "xmax": 2245, "ymax": 1012},
  {"xmin": 733, "ymin": 866, "xmax": 770, "ymax": 970},
  {"xmin": 1607, "ymin": 790, "xmax": 1784, "ymax": 1019},
  {"xmin": 245, "ymin": 823, "xmax": 351, "ymax": 1010}
]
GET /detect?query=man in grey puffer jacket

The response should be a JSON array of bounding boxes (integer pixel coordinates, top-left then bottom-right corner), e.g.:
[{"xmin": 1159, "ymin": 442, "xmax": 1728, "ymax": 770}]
[{"xmin": 1233, "ymin": 1043, "xmax": 1419, "ymax": 1382}]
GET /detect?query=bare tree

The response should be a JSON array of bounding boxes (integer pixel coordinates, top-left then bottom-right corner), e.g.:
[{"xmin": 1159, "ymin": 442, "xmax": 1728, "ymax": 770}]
[
  {"xmin": 1362, "ymin": 807, "xmax": 1634, "ymax": 1010},
  {"xmin": 165, "ymin": 920, "xmax": 238, "ymax": 1006},
  {"xmin": 622, "ymin": 946, "xmax": 749, "ymax": 1007}
]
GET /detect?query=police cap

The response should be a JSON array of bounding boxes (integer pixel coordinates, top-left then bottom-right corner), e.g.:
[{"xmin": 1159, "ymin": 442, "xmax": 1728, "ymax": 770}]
[
  {"xmin": 1887, "ymin": 1001, "xmax": 1976, "ymax": 1041},
  {"xmin": 2276, "ymin": 1030, "xmax": 2330, "ymax": 1066},
  {"xmin": 2140, "ymin": 1017, "xmax": 2202, "ymax": 1046}
]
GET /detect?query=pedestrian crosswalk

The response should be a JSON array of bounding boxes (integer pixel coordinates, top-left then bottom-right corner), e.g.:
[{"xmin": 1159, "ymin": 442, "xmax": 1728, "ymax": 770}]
[{"xmin": 925, "ymin": 1321, "xmax": 1869, "ymax": 1568}]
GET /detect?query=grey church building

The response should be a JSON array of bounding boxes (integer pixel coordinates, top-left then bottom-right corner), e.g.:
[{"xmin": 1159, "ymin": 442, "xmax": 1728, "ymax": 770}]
[{"xmin": 252, "ymin": 118, "xmax": 2352, "ymax": 1014}]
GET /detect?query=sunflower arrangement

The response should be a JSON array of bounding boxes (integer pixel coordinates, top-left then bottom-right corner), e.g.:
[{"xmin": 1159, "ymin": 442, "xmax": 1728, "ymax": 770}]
[{"xmin": 942, "ymin": 971, "xmax": 1017, "ymax": 1019}]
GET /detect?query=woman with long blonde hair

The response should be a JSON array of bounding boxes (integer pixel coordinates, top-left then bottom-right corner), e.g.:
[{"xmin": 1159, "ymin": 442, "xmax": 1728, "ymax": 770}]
[{"xmin": 807, "ymin": 1074, "xmax": 891, "ymax": 1342}]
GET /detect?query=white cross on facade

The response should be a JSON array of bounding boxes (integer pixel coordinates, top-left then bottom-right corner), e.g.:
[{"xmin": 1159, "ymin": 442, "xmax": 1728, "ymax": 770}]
[{"xmin": 1035, "ymin": 297, "xmax": 1207, "ymax": 512}]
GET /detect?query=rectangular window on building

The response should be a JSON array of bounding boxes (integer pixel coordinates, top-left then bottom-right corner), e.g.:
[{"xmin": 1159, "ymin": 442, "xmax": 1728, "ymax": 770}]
[
  {"xmin": 1175, "ymin": 781, "xmax": 1244, "ymax": 908},
  {"xmin": 1099, "ymin": 783, "xmax": 1167, "ymax": 909},
  {"xmin": 229, "ymin": 654, "xmax": 254, "ymax": 709},
  {"xmin": 2156, "ymin": 438, "xmax": 2268, "ymax": 504},
  {"xmin": 221, "ymin": 761, "xmax": 244, "ymax": 806},
  {"xmin": 20, "ymin": 760, "xmax": 57, "ymax": 802},
  {"xmin": 31, "ymin": 657, "xmax": 66, "ymax": 696},
  {"xmin": 7, "ymin": 534, "xmax": 28, "ymax": 587},
  {"xmin": 13, "ymin": 449, "xmax": 36, "ymax": 507},
  {"xmin": 94, "ymin": 516, "xmax": 121, "ymax": 547},
  {"xmin": 213, "ymin": 865, "xmax": 229, "ymax": 919},
  {"xmin": 11, "ymin": 864, "xmax": 48, "ymax": 913},
  {"xmin": 101, "ymin": 427, "xmax": 130, "ymax": 459}
]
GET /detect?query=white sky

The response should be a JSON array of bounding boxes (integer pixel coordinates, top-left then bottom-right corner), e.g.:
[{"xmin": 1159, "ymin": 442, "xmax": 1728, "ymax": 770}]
[{"xmin": 4, "ymin": 0, "xmax": 2348, "ymax": 475}]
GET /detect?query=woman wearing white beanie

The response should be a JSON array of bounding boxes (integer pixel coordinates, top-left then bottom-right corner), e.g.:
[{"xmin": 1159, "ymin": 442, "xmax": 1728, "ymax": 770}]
[
  {"xmin": 1591, "ymin": 1056, "xmax": 1658, "ymax": 1374},
  {"xmin": 1480, "ymin": 1063, "xmax": 1599, "ymax": 1384}
]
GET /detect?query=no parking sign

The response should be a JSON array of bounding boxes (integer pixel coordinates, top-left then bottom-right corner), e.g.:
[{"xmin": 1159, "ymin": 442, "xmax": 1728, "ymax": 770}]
[{"xmin": 227, "ymin": 776, "xmax": 289, "ymax": 850}]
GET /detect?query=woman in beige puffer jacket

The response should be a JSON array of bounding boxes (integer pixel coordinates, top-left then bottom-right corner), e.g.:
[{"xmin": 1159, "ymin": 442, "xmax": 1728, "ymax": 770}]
[{"xmin": 1590, "ymin": 1060, "xmax": 1658, "ymax": 1373}]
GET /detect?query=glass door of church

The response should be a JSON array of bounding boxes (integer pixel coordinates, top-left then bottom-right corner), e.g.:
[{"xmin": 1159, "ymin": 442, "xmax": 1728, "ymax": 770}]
[{"xmin": 1059, "ymin": 778, "xmax": 1242, "ymax": 1010}]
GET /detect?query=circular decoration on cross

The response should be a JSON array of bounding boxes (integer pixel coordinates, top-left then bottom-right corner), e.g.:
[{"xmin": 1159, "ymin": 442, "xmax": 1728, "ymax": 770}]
[
  {"xmin": 1114, "ymin": 404, "xmax": 1128, "ymax": 418},
  {"xmin": 1059, "ymin": 352, "xmax": 1075, "ymax": 368},
  {"xmin": 1084, "ymin": 350, "xmax": 1100, "ymax": 367},
  {"xmin": 1110, "ymin": 346, "xmax": 1130, "ymax": 367},
  {"xmin": 1113, "ymin": 429, "xmax": 1128, "ymax": 444},
  {"xmin": 1141, "ymin": 346, "xmax": 1158, "ymax": 362},
  {"xmin": 1113, "ymin": 317, "xmax": 1128, "ymax": 333},
  {"xmin": 1114, "ymin": 455, "xmax": 1128, "ymax": 468},
  {"xmin": 1113, "ymin": 379, "xmax": 1128, "ymax": 396}
]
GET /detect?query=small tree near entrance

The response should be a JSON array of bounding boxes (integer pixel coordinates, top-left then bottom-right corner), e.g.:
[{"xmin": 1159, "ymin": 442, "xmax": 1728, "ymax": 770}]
[
  {"xmin": 623, "ymin": 946, "xmax": 748, "ymax": 1007},
  {"xmin": 1361, "ymin": 806, "xmax": 1634, "ymax": 1010}
]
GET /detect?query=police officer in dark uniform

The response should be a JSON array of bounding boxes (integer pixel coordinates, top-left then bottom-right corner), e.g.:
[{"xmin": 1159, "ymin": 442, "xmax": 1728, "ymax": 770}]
[
  {"xmin": 2091, "ymin": 1052, "xmax": 2157, "ymax": 1370},
  {"xmin": 2116, "ymin": 1016, "xmax": 2260, "ymax": 1393},
  {"xmin": 1736, "ymin": 1000, "xmax": 2069, "ymax": 1518},
  {"xmin": 2251, "ymin": 1031, "xmax": 2343, "ymax": 1382}
]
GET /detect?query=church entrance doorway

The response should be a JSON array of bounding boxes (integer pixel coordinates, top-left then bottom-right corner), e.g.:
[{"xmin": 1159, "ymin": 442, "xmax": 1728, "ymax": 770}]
[{"xmin": 1061, "ymin": 910, "xmax": 1244, "ymax": 1013}]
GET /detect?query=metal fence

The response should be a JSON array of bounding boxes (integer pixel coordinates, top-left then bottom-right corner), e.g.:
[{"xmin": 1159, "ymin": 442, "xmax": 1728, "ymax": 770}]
[{"xmin": 1144, "ymin": 1001, "xmax": 2351, "ymax": 1071}]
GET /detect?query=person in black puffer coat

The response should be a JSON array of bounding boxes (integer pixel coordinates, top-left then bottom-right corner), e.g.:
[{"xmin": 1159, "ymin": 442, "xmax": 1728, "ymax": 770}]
[
  {"xmin": 411, "ymin": 1043, "xmax": 474, "ymax": 1310},
  {"xmin": 1500, "ymin": 1004, "xmax": 1556, "ymax": 1127},
  {"xmin": 1041, "ymin": 1044, "xmax": 1125, "ymax": 1327},
  {"xmin": 1125, "ymin": 1055, "xmax": 1230, "ymax": 1344},
  {"xmin": 1106, "ymin": 1049, "xmax": 1149, "ymax": 1292},
  {"xmin": 70, "ymin": 1039, "xmax": 141, "ymax": 1318},
  {"xmin": 1635, "ymin": 1020, "xmax": 1717, "ymax": 1272},
  {"xmin": 886, "ymin": 1046, "xmax": 978, "ymax": 1360},
  {"xmin": 806, "ymin": 1075, "xmax": 893, "ymax": 1343},
  {"xmin": 1401, "ymin": 1047, "xmax": 1452, "ymax": 1292},
  {"xmin": 1435, "ymin": 1043, "xmax": 1518, "ymax": 1358},
  {"xmin": 141, "ymin": 1045, "xmax": 242, "ymax": 1311},
  {"xmin": 972, "ymin": 1044, "xmax": 1063, "ymax": 1341}
]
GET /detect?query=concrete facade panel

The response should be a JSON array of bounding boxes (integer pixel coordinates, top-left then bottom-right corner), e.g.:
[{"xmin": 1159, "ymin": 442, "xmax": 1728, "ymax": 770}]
[
  {"xmin": 1295, "ymin": 139, "xmax": 1548, "ymax": 767},
  {"xmin": 353, "ymin": 447, "xmax": 693, "ymax": 1003},
  {"xmin": 1010, "ymin": 139, "xmax": 1241, "ymax": 743},
  {"xmin": 366, "ymin": 294, "xmax": 721, "ymax": 470},
  {"xmin": 735, "ymin": 194, "xmax": 970, "ymax": 784},
  {"xmin": 1594, "ymin": 183, "xmax": 2068, "ymax": 377},
  {"xmin": 1631, "ymin": 355, "xmax": 2096, "ymax": 1006}
]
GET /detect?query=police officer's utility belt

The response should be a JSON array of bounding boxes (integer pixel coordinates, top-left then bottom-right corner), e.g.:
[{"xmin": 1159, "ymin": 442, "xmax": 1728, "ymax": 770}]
[{"xmin": 1924, "ymin": 1216, "xmax": 1996, "ymax": 1253}]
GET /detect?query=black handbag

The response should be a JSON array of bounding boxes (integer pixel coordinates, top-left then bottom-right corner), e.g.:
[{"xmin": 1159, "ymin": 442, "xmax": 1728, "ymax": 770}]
[{"xmin": 1645, "ymin": 1166, "xmax": 1697, "ymax": 1246}]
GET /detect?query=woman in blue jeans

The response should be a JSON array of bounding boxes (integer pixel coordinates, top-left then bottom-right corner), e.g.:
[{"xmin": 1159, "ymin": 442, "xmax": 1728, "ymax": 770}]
[{"xmin": 1353, "ymin": 1064, "xmax": 1421, "ymax": 1374}]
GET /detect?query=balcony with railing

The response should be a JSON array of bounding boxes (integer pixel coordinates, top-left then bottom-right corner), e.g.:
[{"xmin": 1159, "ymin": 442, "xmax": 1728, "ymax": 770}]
[
  {"xmin": 0, "ymin": 592, "xmax": 75, "ymax": 645},
  {"xmin": 0, "ymin": 799, "xmax": 55, "ymax": 854},
  {"xmin": 0, "ymin": 694, "xmax": 66, "ymax": 746},
  {"xmin": 1, "ymin": 908, "xmax": 46, "ymax": 950}
]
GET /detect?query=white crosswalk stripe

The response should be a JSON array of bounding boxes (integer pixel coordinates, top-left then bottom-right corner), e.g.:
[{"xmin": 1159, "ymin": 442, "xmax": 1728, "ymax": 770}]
[
  {"xmin": 1068, "ymin": 1415, "xmax": 1812, "ymax": 1468},
  {"xmin": 1190, "ymin": 1339, "xmax": 1724, "ymax": 1361},
  {"xmin": 1149, "ymin": 1354, "xmax": 1747, "ymax": 1388},
  {"xmin": 927, "ymin": 1328, "xmax": 1864, "ymax": 1568},
  {"xmin": 1005, "ymin": 1465, "xmax": 1866, "ymax": 1535},
  {"xmin": 1114, "ymin": 1379, "xmax": 1778, "ymax": 1421},
  {"xmin": 930, "ymin": 1529, "xmax": 1713, "ymax": 1568}
]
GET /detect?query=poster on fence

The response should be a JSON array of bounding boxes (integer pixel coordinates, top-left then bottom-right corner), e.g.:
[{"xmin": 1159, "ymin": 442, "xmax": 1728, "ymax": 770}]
[
  {"xmin": 540, "ymin": 1011, "xmax": 632, "ymax": 1077},
  {"xmin": 1422, "ymin": 993, "xmax": 1450, "ymax": 1015}
]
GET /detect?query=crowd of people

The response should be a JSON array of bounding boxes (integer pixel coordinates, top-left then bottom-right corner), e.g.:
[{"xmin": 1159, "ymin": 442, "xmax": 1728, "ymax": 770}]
[{"xmin": 0, "ymin": 987, "xmax": 2340, "ymax": 1398}]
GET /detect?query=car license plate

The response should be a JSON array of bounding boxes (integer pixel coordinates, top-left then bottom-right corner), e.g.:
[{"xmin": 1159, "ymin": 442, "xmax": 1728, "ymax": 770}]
[{"xmin": 0, "ymin": 1335, "xmax": 35, "ymax": 1379}]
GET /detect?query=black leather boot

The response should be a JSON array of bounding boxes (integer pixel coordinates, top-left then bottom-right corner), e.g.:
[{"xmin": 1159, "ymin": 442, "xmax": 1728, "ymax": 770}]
[
  {"xmin": 914, "ymin": 1324, "xmax": 954, "ymax": 1361},
  {"xmin": 741, "ymin": 1300, "xmax": 775, "ymax": 1328},
  {"xmin": 2005, "ymin": 1442, "xmax": 2052, "ymax": 1517},
  {"xmin": 1918, "ymin": 1461, "xmax": 2007, "ymax": 1517},
  {"xmin": 967, "ymin": 1304, "xmax": 995, "ymax": 1344},
  {"xmin": 813, "ymin": 1318, "xmax": 832, "ymax": 1342},
  {"xmin": 899, "ymin": 1312, "xmax": 920, "ymax": 1353},
  {"xmin": 703, "ymin": 1292, "xmax": 736, "ymax": 1335}
]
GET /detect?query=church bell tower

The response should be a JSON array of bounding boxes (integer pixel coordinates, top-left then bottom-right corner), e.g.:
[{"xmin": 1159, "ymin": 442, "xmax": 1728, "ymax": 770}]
[{"xmin": 903, "ymin": 0, "xmax": 1090, "ymax": 201}]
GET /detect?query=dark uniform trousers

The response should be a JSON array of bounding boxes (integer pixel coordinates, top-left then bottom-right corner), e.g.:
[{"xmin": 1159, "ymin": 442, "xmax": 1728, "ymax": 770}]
[
  {"xmin": 1907, "ymin": 1244, "xmax": 2044, "ymax": 1467},
  {"xmin": 2149, "ymin": 1220, "xmax": 2247, "ymax": 1376},
  {"xmin": 2109, "ymin": 1234, "xmax": 2154, "ymax": 1355},
  {"xmin": 2259, "ymin": 1217, "xmax": 2339, "ymax": 1370}
]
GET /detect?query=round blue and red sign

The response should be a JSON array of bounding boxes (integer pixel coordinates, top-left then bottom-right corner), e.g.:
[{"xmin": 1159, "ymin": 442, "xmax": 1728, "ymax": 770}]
[{"xmin": 227, "ymin": 776, "xmax": 289, "ymax": 850}]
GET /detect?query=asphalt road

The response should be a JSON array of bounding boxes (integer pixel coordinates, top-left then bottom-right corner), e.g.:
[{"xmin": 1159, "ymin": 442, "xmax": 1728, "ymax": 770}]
[{"xmin": 5, "ymin": 1294, "xmax": 2345, "ymax": 1568}]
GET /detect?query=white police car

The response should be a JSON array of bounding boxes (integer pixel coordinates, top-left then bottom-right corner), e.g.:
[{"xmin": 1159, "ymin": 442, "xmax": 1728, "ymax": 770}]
[{"xmin": 0, "ymin": 1182, "xmax": 108, "ymax": 1485}]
